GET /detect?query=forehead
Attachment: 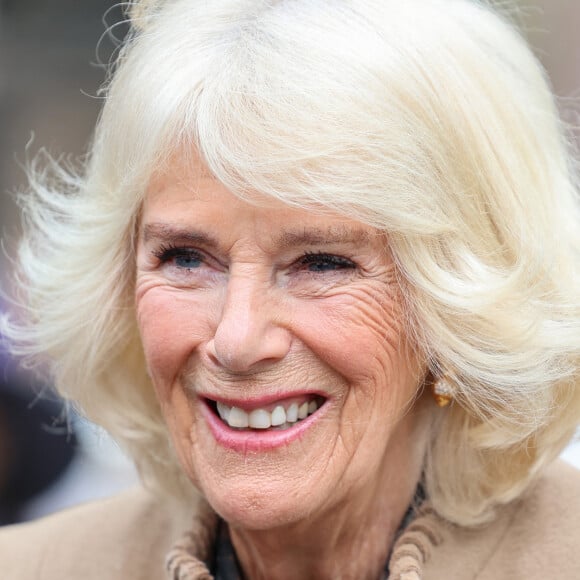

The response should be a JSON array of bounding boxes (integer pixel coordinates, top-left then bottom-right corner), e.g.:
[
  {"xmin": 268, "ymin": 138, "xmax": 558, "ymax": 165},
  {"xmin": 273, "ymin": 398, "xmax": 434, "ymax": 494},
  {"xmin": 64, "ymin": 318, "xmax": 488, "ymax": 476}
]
[{"xmin": 141, "ymin": 156, "xmax": 381, "ymax": 251}]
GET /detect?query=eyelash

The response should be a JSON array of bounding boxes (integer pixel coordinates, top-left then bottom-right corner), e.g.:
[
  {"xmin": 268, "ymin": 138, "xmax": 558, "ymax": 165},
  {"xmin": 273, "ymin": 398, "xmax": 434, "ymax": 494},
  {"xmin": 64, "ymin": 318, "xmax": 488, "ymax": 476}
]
[
  {"xmin": 298, "ymin": 252, "xmax": 357, "ymax": 273},
  {"xmin": 152, "ymin": 244, "xmax": 205, "ymax": 268}
]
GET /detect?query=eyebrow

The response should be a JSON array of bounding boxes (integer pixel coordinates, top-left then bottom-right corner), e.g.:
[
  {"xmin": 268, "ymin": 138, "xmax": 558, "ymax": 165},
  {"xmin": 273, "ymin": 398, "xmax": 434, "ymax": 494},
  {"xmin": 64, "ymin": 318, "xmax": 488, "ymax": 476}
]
[
  {"xmin": 142, "ymin": 223, "xmax": 219, "ymax": 247},
  {"xmin": 277, "ymin": 226, "xmax": 372, "ymax": 248},
  {"xmin": 142, "ymin": 222, "xmax": 373, "ymax": 249}
]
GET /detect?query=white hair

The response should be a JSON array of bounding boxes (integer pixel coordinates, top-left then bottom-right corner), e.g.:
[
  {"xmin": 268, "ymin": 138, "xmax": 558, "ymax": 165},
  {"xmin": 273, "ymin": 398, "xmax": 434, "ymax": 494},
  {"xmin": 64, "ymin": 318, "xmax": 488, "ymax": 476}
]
[{"xmin": 3, "ymin": 0, "xmax": 580, "ymax": 526}]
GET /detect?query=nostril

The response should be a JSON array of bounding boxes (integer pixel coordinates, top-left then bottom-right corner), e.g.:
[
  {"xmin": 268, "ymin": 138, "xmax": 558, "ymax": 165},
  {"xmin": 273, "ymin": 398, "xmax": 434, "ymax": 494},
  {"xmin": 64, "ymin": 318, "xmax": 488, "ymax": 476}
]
[{"xmin": 206, "ymin": 337, "xmax": 247, "ymax": 372}]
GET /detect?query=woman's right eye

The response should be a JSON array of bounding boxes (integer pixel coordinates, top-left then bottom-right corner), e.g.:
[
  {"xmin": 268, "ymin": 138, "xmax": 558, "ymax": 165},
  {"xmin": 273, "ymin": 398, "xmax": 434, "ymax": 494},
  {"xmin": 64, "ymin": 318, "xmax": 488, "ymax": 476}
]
[
  {"xmin": 153, "ymin": 246, "xmax": 205, "ymax": 270},
  {"xmin": 173, "ymin": 251, "xmax": 203, "ymax": 269}
]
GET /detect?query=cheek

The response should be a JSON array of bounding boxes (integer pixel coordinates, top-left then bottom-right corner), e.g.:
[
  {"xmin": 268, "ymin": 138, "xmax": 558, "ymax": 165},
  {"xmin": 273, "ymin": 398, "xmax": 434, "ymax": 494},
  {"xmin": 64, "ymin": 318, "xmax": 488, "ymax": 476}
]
[
  {"xmin": 136, "ymin": 288, "xmax": 213, "ymax": 394},
  {"xmin": 294, "ymin": 286, "xmax": 416, "ymax": 387}
]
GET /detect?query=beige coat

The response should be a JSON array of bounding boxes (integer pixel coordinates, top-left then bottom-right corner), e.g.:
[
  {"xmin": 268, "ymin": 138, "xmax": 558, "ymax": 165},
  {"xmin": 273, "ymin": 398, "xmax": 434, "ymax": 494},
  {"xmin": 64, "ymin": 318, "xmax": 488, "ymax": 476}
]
[{"xmin": 0, "ymin": 460, "xmax": 579, "ymax": 579}]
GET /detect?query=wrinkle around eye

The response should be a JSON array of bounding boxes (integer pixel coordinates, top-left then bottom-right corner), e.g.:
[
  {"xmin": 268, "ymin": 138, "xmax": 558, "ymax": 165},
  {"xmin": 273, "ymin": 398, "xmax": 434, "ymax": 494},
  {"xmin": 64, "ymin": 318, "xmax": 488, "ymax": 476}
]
[
  {"xmin": 284, "ymin": 276, "xmax": 367, "ymax": 301},
  {"xmin": 135, "ymin": 270, "xmax": 216, "ymax": 300},
  {"xmin": 283, "ymin": 258, "xmax": 395, "ymax": 298},
  {"xmin": 135, "ymin": 275, "xmax": 171, "ymax": 301}
]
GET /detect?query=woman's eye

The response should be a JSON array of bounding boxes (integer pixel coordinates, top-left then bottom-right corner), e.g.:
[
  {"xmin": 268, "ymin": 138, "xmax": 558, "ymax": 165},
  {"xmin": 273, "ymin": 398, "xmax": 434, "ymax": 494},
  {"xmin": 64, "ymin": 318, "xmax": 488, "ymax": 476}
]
[
  {"xmin": 173, "ymin": 252, "xmax": 202, "ymax": 269},
  {"xmin": 298, "ymin": 253, "xmax": 356, "ymax": 273},
  {"xmin": 154, "ymin": 246, "xmax": 204, "ymax": 270}
]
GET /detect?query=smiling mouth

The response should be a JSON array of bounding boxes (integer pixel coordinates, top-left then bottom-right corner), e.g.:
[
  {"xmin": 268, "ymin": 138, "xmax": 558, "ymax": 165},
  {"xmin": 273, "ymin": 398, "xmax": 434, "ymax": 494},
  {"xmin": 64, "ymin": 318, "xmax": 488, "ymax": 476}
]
[{"xmin": 207, "ymin": 395, "xmax": 326, "ymax": 431}]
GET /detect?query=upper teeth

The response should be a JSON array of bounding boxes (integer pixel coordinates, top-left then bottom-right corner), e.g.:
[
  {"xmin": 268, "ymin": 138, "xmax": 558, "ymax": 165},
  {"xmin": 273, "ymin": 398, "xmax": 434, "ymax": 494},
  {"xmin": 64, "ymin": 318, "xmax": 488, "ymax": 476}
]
[{"xmin": 216, "ymin": 400, "xmax": 320, "ymax": 430}]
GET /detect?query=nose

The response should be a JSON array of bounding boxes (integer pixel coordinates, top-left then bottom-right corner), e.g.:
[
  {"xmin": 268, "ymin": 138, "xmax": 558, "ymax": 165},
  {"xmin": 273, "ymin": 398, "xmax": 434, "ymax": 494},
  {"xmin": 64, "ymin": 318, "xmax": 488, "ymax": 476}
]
[{"xmin": 206, "ymin": 274, "xmax": 292, "ymax": 373}]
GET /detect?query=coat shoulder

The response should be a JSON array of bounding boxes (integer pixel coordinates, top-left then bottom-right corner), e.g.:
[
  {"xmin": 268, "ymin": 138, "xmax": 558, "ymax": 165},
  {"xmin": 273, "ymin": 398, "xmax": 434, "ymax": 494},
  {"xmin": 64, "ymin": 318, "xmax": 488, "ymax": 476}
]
[
  {"xmin": 0, "ymin": 486, "xmax": 186, "ymax": 580},
  {"xmin": 424, "ymin": 460, "xmax": 580, "ymax": 580},
  {"xmin": 497, "ymin": 460, "xmax": 580, "ymax": 576},
  {"xmin": 523, "ymin": 459, "xmax": 580, "ymax": 519}
]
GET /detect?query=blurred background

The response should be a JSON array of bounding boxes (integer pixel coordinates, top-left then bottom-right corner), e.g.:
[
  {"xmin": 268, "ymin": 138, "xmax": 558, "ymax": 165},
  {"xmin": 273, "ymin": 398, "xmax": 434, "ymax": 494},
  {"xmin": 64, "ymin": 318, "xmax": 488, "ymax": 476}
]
[{"xmin": 0, "ymin": 0, "xmax": 579, "ymax": 523}]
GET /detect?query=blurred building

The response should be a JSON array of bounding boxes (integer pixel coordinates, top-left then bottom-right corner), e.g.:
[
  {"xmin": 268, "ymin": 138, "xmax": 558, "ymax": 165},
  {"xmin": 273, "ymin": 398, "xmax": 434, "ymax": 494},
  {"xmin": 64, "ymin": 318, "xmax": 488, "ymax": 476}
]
[{"xmin": 0, "ymin": 0, "xmax": 136, "ymax": 521}]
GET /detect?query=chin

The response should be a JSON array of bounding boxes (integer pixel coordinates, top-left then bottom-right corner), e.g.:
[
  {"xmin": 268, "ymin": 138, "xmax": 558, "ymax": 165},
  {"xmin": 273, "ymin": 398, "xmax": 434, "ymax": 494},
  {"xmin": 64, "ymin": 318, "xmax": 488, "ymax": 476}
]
[{"xmin": 201, "ymin": 478, "xmax": 317, "ymax": 531}]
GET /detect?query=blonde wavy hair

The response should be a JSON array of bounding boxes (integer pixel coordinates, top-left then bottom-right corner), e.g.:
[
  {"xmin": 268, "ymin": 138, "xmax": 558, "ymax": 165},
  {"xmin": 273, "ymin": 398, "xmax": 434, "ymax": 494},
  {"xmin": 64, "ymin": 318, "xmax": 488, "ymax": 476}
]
[{"xmin": 3, "ymin": 0, "xmax": 580, "ymax": 526}]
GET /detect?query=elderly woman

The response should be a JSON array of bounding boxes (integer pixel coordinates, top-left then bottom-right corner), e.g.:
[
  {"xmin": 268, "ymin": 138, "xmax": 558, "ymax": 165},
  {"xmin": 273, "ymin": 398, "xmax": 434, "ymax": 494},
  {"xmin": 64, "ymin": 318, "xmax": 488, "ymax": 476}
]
[{"xmin": 1, "ymin": 0, "xmax": 580, "ymax": 578}]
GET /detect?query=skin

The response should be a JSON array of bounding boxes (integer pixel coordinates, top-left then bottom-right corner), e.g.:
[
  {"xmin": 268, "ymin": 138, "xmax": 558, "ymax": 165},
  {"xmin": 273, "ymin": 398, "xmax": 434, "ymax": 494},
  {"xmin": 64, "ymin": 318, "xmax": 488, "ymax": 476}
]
[{"xmin": 135, "ymin": 159, "xmax": 432, "ymax": 580}]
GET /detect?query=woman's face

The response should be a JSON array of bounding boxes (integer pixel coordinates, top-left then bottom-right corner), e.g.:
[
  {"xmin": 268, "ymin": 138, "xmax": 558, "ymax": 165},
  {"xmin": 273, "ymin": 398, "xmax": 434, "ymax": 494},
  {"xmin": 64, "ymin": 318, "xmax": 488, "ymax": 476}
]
[{"xmin": 135, "ymin": 161, "xmax": 428, "ymax": 529}]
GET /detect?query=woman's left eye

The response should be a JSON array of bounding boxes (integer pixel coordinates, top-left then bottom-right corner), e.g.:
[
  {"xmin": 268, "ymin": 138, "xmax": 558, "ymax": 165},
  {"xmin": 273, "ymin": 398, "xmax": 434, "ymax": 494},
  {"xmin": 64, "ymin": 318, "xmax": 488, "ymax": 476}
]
[{"xmin": 297, "ymin": 253, "xmax": 356, "ymax": 273}]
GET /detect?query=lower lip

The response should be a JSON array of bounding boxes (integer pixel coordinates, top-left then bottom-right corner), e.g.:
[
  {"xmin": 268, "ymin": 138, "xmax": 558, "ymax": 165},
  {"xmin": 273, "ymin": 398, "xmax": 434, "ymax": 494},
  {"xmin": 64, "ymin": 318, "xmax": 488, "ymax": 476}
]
[{"xmin": 200, "ymin": 398, "xmax": 326, "ymax": 452}]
